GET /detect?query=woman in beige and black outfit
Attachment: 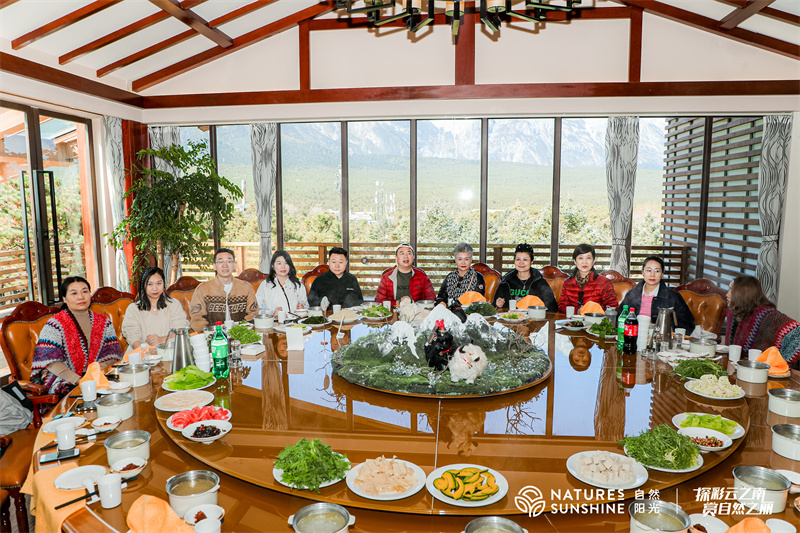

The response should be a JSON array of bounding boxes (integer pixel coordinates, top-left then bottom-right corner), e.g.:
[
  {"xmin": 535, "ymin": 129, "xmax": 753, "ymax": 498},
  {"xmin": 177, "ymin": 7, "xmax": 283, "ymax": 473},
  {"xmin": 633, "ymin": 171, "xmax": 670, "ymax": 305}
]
[{"xmin": 122, "ymin": 266, "xmax": 189, "ymax": 352}]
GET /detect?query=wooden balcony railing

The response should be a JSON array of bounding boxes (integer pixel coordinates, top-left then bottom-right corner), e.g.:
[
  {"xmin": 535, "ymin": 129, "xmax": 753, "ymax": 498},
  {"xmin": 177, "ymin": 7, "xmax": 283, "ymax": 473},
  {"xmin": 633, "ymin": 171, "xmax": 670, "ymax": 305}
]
[{"xmin": 0, "ymin": 244, "xmax": 86, "ymax": 310}]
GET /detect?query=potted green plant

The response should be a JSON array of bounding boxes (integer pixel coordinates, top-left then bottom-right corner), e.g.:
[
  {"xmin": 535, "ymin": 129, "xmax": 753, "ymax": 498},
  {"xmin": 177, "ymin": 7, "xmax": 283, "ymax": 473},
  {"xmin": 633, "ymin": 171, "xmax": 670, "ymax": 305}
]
[{"xmin": 109, "ymin": 140, "xmax": 241, "ymax": 285}]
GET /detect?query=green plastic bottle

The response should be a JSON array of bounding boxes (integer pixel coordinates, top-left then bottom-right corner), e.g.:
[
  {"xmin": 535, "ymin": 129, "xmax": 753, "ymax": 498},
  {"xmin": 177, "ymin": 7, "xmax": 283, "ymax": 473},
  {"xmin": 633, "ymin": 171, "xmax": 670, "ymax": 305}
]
[
  {"xmin": 211, "ymin": 321, "xmax": 229, "ymax": 379},
  {"xmin": 617, "ymin": 305, "xmax": 629, "ymax": 350}
]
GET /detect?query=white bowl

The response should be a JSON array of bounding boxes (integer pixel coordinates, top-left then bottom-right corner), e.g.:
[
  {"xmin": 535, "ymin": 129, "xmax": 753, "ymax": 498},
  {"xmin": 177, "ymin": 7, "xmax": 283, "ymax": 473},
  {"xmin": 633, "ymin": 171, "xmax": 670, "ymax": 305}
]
[
  {"xmin": 183, "ymin": 504, "xmax": 225, "ymax": 526},
  {"xmin": 109, "ymin": 381, "xmax": 132, "ymax": 393},
  {"xmin": 110, "ymin": 456, "xmax": 147, "ymax": 479},
  {"xmin": 91, "ymin": 415, "xmax": 121, "ymax": 433},
  {"xmin": 768, "ymin": 389, "xmax": 800, "ymax": 418},
  {"xmin": 736, "ymin": 360, "xmax": 769, "ymax": 383},
  {"xmin": 182, "ymin": 420, "xmax": 232, "ymax": 444},
  {"xmin": 772, "ymin": 424, "xmax": 800, "ymax": 461},
  {"xmin": 678, "ymin": 427, "xmax": 732, "ymax": 452},
  {"xmin": 583, "ymin": 313, "xmax": 605, "ymax": 325}
]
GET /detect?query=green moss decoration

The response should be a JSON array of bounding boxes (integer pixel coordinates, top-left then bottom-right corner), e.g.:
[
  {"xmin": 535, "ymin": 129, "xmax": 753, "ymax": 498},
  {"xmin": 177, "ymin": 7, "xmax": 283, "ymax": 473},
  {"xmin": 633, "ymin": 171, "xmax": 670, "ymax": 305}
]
[{"xmin": 331, "ymin": 324, "xmax": 551, "ymax": 396}]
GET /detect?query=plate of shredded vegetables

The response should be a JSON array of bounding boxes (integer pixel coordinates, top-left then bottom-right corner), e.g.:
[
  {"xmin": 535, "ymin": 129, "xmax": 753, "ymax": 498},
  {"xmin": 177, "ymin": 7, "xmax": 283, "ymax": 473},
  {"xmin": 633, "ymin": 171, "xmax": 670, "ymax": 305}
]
[
  {"xmin": 273, "ymin": 438, "xmax": 350, "ymax": 493},
  {"xmin": 620, "ymin": 425, "xmax": 703, "ymax": 472},
  {"xmin": 361, "ymin": 304, "xmax": 392, "ymax": 319},
  {"xmin": 670, "ymin": 359, "xmax": 728, "ymax": 381},
  {"xmin": 685, "ymin": 375, "xmax": 745, "ymax": 400},
  {"xmin": 496, "ymin": 312, "xmax": 527, "ymax": 323},
  {"xmin": 162, "ymin": 365, "xmax": 216, "ymax": 392},
  {"xmin": 672, "ymin": 412, "xmax": 744, "ymax": 439},
  {"xmin": 228, "ymin": 323, "xmax": 261, "ymax": 344}
]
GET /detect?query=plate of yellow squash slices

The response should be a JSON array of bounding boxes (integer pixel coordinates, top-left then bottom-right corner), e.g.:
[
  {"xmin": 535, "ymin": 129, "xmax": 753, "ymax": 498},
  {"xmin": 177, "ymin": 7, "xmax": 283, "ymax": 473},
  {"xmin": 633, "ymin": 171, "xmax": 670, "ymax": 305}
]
[{"xmin": 426, "ymin": 464, "xmax": 508, "ymax": 507}]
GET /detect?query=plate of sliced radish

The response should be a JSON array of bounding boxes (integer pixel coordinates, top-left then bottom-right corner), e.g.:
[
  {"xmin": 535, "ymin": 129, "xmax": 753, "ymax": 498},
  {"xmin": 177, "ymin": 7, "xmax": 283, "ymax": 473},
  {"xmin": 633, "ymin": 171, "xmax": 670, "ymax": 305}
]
[{"xmin": 166, "ymin": 405, "xmax": 231, "ymax": 431}]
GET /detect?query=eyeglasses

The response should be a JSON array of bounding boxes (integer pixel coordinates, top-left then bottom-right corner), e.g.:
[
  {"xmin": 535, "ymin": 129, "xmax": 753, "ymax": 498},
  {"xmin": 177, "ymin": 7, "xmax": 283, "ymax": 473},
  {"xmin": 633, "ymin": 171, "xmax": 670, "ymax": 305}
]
[{"xmin": 216, "ymin": 260, "xmax": 234, "ymax": 265}]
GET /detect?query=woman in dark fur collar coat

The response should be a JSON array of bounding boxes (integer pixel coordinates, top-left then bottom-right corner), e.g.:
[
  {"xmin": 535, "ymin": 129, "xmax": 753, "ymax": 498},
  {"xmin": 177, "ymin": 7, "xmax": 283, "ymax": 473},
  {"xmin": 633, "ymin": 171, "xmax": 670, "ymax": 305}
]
[{"xmin": 618, "ymin": 255, "xmax": 695, "ymax": 331}]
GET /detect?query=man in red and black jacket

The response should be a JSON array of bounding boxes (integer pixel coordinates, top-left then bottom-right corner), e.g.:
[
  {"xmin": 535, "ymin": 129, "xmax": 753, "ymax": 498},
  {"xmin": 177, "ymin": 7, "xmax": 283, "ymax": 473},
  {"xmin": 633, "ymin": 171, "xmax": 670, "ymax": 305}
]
[{"xmin": 375, "ymin": 244, "xmax": 436, "ymax": 306}]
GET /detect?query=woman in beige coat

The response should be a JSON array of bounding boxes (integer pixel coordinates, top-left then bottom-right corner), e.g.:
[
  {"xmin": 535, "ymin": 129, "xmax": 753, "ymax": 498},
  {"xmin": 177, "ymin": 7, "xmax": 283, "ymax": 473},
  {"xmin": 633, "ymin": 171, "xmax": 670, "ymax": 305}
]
[{"xmin": 122, "ymin": 266, "xmax": 189, "ymax": 351}]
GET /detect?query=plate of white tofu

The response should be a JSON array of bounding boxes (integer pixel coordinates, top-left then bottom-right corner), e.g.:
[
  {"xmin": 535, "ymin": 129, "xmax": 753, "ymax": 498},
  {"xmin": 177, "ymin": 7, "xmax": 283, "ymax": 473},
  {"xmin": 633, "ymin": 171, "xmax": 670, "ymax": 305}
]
[{"xmin": 566, "ymin": 450, "xmax": 648, "ymax": 490}]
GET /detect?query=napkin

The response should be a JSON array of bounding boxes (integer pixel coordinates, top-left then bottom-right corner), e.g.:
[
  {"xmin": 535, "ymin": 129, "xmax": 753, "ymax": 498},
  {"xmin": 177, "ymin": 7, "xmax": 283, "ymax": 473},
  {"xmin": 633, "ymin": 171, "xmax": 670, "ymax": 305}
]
[
  {"xmin": 756, "ymin": 346, "xmax": 789, "ymax": 376},
  {"xmin": 691, "ymin": 325, "xmax": 717, "ymax": 339},
  {"xmin": 127, "ymin": 495, "xmax": 193, "ymax": 533},
  {"xmin": 241, "ymin": 343, "xmax": 265, "ymax": 357},
  {"xmin": 123, "ymin": 345, "xmax": 147, "ymax": 363},
  {"xmin": 724, "ymin": 517, "xmax": 770, "ymax": 533},
  {"xmin": 78, "ymin": 362, "xmax": 110, "ymax": 389},
  {"xmin": 580, "ymin": 301, "xmax": 604, "ymax": 315},
  {"xmin": 29, "ymin": 463, "xmax": 90, "ymax": 533},
  {"xmin": 458, "ymin": 291, "xmax": 486, "ymax": 306},
  {"xmin": 516, "ymin": 295, "xmax": 544, "ymax": 309}
]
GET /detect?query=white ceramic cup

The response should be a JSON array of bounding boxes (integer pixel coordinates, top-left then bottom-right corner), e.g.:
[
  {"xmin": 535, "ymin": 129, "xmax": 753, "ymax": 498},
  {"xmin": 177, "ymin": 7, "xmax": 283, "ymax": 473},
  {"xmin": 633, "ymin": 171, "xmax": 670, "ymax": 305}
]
[
  {"xmin": 56, "ymin": 422, "xmax": 76, "ymax": 451},
  {"xmin": 729, "ymin": 345, "xmax": 742, "ymax": 363},
  {"xmin": 749, "ymin": 348, "xmax": 762, "ymax": 360},
  {"xmin": 277, "ymin": 310, "xmax": 286, "ymax": 324},
  {"xmin": 509, "ymin": 299, "xmax": 517, "ymax": 310},
  {"xmin": 97, "ymin": 473, "xmax": 122, "ymax": 509},
  {"xmin": 332, "ymin": 304, "xmax": 342, "ymax": 314},
  {"xmin": 382, "ymin": 300, "xmax": 391, "ymax": 310},
  {"xmin": 194, "ymin": 518, "xmax": 222, "ymax": 533},
  {"xmin": 80, "ymin": 380, "xmax": 97, "ymax": 402},
  {"xmin": 565, "ymin": 306, "xmax": 575, "ymax": 319},
  {"xmin": 128, "ymin": 351, "xmax": 142, "ymax": 365}
]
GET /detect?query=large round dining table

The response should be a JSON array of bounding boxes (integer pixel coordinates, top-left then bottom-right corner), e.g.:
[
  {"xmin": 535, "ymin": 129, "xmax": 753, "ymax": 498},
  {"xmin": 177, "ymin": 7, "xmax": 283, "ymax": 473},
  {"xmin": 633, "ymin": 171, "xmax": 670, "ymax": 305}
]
[{"xmin": 38, "ymin": 312, "xmax": 800, "ymax": 532}]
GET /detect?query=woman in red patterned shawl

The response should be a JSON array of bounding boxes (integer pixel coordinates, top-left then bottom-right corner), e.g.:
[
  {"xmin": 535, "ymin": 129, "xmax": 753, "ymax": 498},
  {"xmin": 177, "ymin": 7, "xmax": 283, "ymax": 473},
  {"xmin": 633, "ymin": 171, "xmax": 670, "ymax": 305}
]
[
  {"xmin": 726, "ymin": 275, "xmax": 800, "ymax": 368},
  {"xmin": 31, "ymin": 277, "xmax": 122, "ymax": 396}
]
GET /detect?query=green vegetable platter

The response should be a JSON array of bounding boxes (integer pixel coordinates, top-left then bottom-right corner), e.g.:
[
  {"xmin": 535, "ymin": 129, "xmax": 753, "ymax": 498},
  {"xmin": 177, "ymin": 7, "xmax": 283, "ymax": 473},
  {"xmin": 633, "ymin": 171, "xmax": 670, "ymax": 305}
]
[
  {"xmin": 464, "ymin": 302, "xmax": 496, "ymax": 317},
  {"xmin": 229, "ymin": 323, "xmax": 262, "ymax": 345},
  {"xmin": 301, "ymin": 315, "xmax": 330, "ymax": 327},
  {"xmin": 672, "ymin": 412, "xmax": 744, "ymax": 439},
  {"xmin": 587, "ymin": 318, "xmax": 617, "ymax": 338},
  {"xmin": 162, "ymin": 365, "xmax": 216, "ymax": 392},
  {"xmin": 361, "ymin": 304, "xmax": 392, "ymax": 319},
  {"xmin": 496, "ymin": 312, "xmax": 526, "ymax": 322},
  {"xmin": 273, "ymin": 438, "xmax": 350, "ymax": 493},
  {"xmin": 670, "ymin": 359, "xmax": 728, "ymax": 380},
  {"xmin": 619, "ymin": 424, "xmax": 703, "ymax": 473}
]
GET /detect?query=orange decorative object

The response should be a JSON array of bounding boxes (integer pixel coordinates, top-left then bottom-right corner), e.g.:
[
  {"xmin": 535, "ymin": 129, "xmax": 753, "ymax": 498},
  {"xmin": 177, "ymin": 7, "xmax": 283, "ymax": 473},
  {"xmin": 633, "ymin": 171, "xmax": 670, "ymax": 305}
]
[
  {"xmin": 516, "ymin": 295, "xmax": 544, "ymax": 309},
  {"xmin": 458, "ymin": 291, "xmax": 486, "ymax": 306},
  {"xmin": 756, "ymin": 346, "xmax": 789, "ymax": 376},
  {"xmin": 126, "ymin": 495, "xmax": 193, "ymax": 533},
  {"xmin": 724, "ymin": 517, "xmax": 770, "ymax": 533},
  {"xmin": 78, "ymin": 362, "xmax": 110, "ymax": 389},
  {"xmin": 580, "ymin": 302, "xmax": 604, "ymax": 315}
]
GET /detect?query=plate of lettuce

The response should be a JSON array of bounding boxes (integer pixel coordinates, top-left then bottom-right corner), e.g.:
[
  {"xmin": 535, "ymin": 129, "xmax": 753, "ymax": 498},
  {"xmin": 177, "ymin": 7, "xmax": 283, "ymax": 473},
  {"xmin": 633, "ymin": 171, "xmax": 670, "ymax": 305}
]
[
  {"xmin": 162, "ymin": 365, "xmax": 216, "ymax": 392},
  {"xmin": 672, "ymin": 412, "xmax": 744, "ymax": 439}
]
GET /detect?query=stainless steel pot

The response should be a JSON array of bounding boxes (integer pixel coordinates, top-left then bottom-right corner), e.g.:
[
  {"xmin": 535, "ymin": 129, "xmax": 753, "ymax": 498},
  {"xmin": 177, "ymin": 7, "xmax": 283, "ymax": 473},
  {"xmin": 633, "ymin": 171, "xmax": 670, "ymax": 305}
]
[
  {"xmin": 166, "ymin": 470, "xmax": 220, "ymax": 517},
  {"xmin": 733, "ymin": 465, "xmax": 790, "ymax": 513},
  {"xmin": 464, "ymin": 516, "xmax": 528, "ymax": 533},
  {"xmin": 287, "ymin": 503, "xmax": 354, "ymax": 533},
  {"xmin": 629, "ymin": 499, "xmax": 690, "ymax": 532}
]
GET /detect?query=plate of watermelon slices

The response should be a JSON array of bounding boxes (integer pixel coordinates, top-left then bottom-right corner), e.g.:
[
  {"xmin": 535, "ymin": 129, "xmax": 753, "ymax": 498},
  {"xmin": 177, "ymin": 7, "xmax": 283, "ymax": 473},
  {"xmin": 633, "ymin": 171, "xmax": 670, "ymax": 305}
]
[{"xmin": 166, "ymin": 405, "xmax": 232, "ymax": 431}]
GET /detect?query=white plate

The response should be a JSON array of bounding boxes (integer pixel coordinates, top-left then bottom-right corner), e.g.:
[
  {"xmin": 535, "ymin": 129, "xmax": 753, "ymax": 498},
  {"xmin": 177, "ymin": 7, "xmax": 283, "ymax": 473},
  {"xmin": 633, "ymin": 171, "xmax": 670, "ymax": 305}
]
[
  {"xmin": 54, "ymin": 465, "xmax": 107, "ymax": 491},
  {"xmin": 361, "ymin": 314, "xmax": 390, "ymax": 321},
  {"xmin": 154, "ymin": 390, "xmax": 214, "ymax": 412},
  {"xmin": 677, "ymin": 427, "xmax": 732, "ymax": 452},
  {"xmin": 566, "ymin": 451, "xmax": 648, "ymax": 490},
  {"xmin": 328, "ymin": 316, "xmax": 360, "ymax": 324},
  {"xmin": 684, "ymin": 380, "xmax": 745, "ymax": 401},
  {"xmin": 624, "ymin": 446, "xmax": 704, "ymax": 473},
  {"xmin": 586, "ymin": 329, "xmax": 618, "ymax": 340},
  {"xmin": 299, "ymin": 319, "xmax": 332, "ymax": 328},
  {"xmin": 166, "ymin": 407, "xmax": 232, "ymax": 431},
  {"xmin": 715, "ymin": 345, "xmax": 729, "ymax": 353},
  {"xmin": 182, "ymin": 420, "xmax": 232, "ymax": 444},
  {"xmin": 555, "ymin": 319, "xmax": 586, "ymax": 332},
  {"xmin": 345, "ymin": 459, "xmax": 426, "ymax": 501},
  {"xmin": 425, "ymin": 464, "xmax": 508, "ymax": 508},
  {"xmin": 495, "ymin": 314, "xmax": 527, "ymax": 323},
  {"xmin": 42, "ymin": 416, "xmax": 86, "ymax": 434},
  {"xmin": 766, "ymin": 519, "xmax": 798, "ymax": 533},
  {"xmin": 274, "ymin": 324, "xmax": 313, "ymax": 334},
  {"xmin": 672, "ymin": 412, "xmax": 745, "ymax": 440},
  {"xmin": 776, "ymin": 469, "xmax": 800, "ymax": 493},
  {"xmin": 273, "ymin": 454, "xmax": 350, "ymax": 490},
  {"xmin": 162, "ymin": 375, "xmax": 216, "ymax": 392},
  {"xmin": 689, "ymin": 514, "xmax": 728, "ymax": 533}
]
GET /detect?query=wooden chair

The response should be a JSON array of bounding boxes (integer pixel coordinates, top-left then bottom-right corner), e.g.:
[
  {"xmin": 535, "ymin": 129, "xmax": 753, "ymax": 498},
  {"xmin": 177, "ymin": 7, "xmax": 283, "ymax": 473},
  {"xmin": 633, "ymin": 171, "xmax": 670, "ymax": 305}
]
[
  {"xmin": 0, "ymin": 487, "xmax": 9, "ymax": 533},
  {"xmin": 237, "ymin": 268, "xmax": 269, "ymax": 293},
  {"xmin": 600, "ymin": 269, "xmax": 636, "ymax": 303},
  {"xmin": 473, "ymin": 263, "xmax": 501, "ymax": 303},
  {"xmin": 166, "ymin": 276, "xmax": 202, "ymax": 318},
  {"xmin": 302, "ymin": 265, "xmax": 329, "ymax": 295},
  {"xmin": 677, "ymin": 278, "xmax": 728, "ymax": 336},
  {"xmin": 89, "ymin": 287, "xmax": 135, "ymax": 353},
  {"xmin": 541, "ymin": 266, "xmax": 569, "ymax": 301}
]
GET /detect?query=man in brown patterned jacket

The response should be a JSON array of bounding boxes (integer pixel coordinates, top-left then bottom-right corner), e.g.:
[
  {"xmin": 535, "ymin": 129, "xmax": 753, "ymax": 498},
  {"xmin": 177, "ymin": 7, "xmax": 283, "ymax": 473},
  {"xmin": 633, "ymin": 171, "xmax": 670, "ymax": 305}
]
[{"xmin": 189, "ymin": 248, "xmax": 259, "ymax": 332}]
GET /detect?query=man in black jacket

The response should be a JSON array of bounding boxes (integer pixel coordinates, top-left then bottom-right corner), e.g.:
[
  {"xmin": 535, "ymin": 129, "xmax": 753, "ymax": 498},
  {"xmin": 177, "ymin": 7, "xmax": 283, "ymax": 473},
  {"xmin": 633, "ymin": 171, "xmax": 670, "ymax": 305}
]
[{"xmin": 307, "ymin": 247, "xmax": 364, "ymax": 308}]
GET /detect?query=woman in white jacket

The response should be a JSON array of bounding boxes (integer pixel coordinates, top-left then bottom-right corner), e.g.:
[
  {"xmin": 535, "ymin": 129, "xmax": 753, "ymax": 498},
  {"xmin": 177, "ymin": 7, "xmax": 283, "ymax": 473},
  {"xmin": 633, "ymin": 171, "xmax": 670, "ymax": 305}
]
[{"xmin": 256, "ymin": 250, "xmax": 309, "ymax": 316}]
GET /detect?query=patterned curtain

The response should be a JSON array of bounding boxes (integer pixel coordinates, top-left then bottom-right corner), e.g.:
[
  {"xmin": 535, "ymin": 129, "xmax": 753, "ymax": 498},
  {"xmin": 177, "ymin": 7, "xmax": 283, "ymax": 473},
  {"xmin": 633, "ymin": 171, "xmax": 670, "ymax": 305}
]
[
  {"xmin": 605, "ymin": 117, "xmax": 639, "ymax": 277},
  {"xmin": 249, "ymin": 123, "xmax": 278, "ymax": 272},
  {"xmin": 102, "ymin": 116, "xmax": 130, "ymax": 292},
  {"xmin": 148, "ymin": 126, "xmax": 181, "ymax": 279},
  {"xmin": 757, "ymin": 114, "xmax": 792, "ymax": 302}
]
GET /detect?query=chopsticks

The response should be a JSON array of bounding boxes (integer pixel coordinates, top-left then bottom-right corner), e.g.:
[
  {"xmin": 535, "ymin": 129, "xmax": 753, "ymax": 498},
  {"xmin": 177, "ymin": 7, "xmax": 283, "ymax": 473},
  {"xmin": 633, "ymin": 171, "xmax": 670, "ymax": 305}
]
[
  {"xmin": 54, "ymin": 475, "xmax": 137, "ymax": 510},
  {"xmin": 40, "ymin": 434, "xmax": 97, "ymax": 452}
]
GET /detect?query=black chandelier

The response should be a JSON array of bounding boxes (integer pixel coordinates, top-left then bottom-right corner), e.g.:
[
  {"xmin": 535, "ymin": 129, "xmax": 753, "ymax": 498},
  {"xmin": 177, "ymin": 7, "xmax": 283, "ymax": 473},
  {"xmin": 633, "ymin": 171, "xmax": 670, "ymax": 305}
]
[{"xmin": 334, "ymin": 0, "xmax": 589, "ymax": 36}]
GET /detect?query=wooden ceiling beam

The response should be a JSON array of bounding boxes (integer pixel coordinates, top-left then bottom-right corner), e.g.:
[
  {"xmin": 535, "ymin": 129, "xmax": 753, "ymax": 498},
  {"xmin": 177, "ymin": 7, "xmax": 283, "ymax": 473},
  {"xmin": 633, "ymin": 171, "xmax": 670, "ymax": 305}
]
[
  {"xmin": 0, "ymin": 0, "xmax": 23, "ymax": 9},
  {"xmin": 140, "ymin": 79, "xmax": 800, "ymax": 108},
  {"xmin": 715, "ymin": 0, "xmax": 800, "ymax": 25},
  {"xmin": 619, "ymin": 0, "xmax": 800, "ymax": 60},
  {"xmin": 12, "ymin": 0, "xmax": 123, "ymax": 49},
  {"xmin": 97, "ymin": 0, "xmax": 276, "ymax": 77},
  {"xmin": 132, "ymin": 1, "xmax": 335, "ymax": 92},
  {"xmin": 148, "ymin": 0, "xmax": 233, "ymax": 48},
  {"xmin": 719, "ymin": 0, "xmax": 774, "ymax": 30},
  {"xmin": 59, "ymin": 0, "xmax": 207, "ymax": 65}
]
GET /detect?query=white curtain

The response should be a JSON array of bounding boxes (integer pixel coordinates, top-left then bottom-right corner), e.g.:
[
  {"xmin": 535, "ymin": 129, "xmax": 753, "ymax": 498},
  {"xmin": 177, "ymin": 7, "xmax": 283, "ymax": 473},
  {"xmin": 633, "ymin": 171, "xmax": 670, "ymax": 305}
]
[
  {"xmin": 102, "ymin": 116, "xmax": 130, "ymax": 292},
  {"xmin": 249, "ymin": 123, "xmax": 278, "ymax": 272},
  {"xmin": 148, "ymin": 126, "xmax": 182, "ymax": 279},
  {"xmin": 605, "ymin": 117, "xmax": 639, "ymax": 277},
  {"xmin": 757, "ymin": 114, "xmax": 792, "ymax": 303}
]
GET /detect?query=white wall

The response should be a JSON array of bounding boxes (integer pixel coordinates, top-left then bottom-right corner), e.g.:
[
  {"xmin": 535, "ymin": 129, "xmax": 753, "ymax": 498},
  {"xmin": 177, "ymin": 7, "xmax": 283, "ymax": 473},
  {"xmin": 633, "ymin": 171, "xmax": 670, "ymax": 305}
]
[{"xmin": 777, "ymin": 112, "xmax": 800, "ymax": 319}]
